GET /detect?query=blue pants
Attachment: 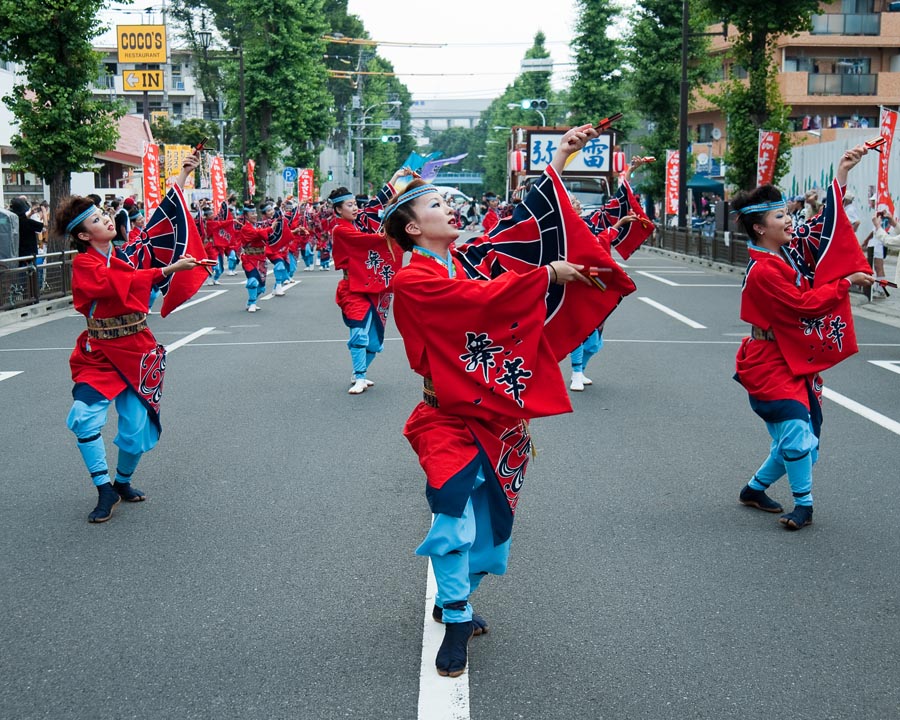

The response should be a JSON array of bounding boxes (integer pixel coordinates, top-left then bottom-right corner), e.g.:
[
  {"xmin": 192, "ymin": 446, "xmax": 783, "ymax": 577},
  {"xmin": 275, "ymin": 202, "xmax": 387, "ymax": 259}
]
[
  {"xmin": 227, "ymin": 250, "xmax": 238, "ymax": 271},
  {"xmin": 287, "ymin": 251, "xmax": 297, "ymax": 279},
  {"xmin": 66, "ymin": 388, "xmax": 160, "ymax": 487},
  {"xmin": 212, "ymin": 253, "xmax": 224, "ymax": 282},
  {"xmin": 245, "ymin": 269, "xmax": 263, "ymax": 305},
  {"xmin": 416, "ymin": 467, "xmax": 511, "ymax": 624},
  {"xmin": 571, "ymin": 329, "xmax": 603, "ymax": 373},
  {"xmin": 748, "ymin": 417, "xmax": 818, "ymax": 506},
  {"xmin": 348, "ymin": 309, "xmax": 382, "ymax": 379},
  {"xmin": 272, "ymin": 259, "xmax": 288, "ymax": 285}
]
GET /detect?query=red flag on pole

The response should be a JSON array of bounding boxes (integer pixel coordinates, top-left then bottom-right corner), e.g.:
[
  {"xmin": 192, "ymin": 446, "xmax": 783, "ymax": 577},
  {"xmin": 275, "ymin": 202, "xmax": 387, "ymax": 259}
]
[
  {"xmin": 247, "ymin": 159, "xmax": 256, "ymax": 199},
  {"xmin": 665, "ymin": 151, "xmax": 679, "ymax": 216},
  {"xmin": 876, "ymin": 108, "xmax": 897, "ymax": 216},
  {"xmin": 142, "ymin": 143, "xmax": 161, "ymax": 216},
  {"xmin": 297, "ymin": 169, "xmax": 315, "ymax": 202},
  {"xmin": 756, "ymin": 130, "xmax": 780, "ymax": 187},
  {"xmin": 210, "ymin": 155, "xmax": 227, "ymax": 210}
]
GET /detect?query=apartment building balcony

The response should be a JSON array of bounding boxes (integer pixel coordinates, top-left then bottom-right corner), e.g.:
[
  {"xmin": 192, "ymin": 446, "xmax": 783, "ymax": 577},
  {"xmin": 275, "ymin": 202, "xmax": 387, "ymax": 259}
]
[
  {"xmin": 780, "ymin": 69, "xmax": 900, "ymax": 105},
  {"xmin": 808, "ymin": 72, "xmax": 877, "ymax": 94},
  {"xmin": 810, "ymin": 12, "xmax": 881, "ymax": 35}
]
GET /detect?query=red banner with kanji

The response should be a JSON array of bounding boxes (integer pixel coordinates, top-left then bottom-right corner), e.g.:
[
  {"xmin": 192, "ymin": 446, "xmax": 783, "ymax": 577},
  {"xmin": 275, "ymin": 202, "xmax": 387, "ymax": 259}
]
[
  {"xmin": 665, "ymin": 150, "xmax": 679, "ymax": 216},
  {"xmin": 210, "ymin": 155, "xmax": 227, "ymax": 210},
  {"xmin": 247, "ymin": 159, "xmax": 256, "ymax": 199},
  {"xmin": 142, "ymin": 142, "xmax": 161, "ymax": 216},
  {"xmin": 876, "ymin": 108, "xmax": 896, "ymax": 217},
  {"xmin": 756, "ymin": 130, "xmax": 780, "ymax": 187},
  {"xmin": 298, "ymin": 168, "xmax": 315, "ymax": 202}
]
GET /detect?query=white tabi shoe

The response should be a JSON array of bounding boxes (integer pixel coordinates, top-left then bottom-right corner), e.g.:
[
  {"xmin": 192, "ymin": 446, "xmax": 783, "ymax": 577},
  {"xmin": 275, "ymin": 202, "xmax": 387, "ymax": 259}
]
[
  {"xmin": 569, "ymin": 372, "xmax": 585, "ymax": 392},
  {"xmin": 582, "ymin": 374, "xmax": 593, "ymax": 386},
  {"xmin": 274, "ymin": 284, "xmax": 285, "ymax": 296},
  {"xmin": 351, "ymin": 374, "xmax": 375, "ymax": 387},
  {"xmin": 247, "ymin": 303, "xmax": 258, "ymax": 313},
  {"xmin": 348, "ymin": 379, "xmax": 369, "ymax": 395}
]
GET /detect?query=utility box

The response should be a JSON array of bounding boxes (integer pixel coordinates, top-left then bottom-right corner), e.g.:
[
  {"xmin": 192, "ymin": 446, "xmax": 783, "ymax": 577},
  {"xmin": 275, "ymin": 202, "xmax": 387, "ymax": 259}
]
[{"xmin": 0, "ymin": 208, "xmax": 19, "ymax": 260}]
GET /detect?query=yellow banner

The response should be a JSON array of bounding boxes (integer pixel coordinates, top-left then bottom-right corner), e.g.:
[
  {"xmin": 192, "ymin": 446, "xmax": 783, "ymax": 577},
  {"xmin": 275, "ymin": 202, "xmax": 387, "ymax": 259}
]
[{"xmin": 164, "ymin": 144, "xmax": 195, "ymax": 189}]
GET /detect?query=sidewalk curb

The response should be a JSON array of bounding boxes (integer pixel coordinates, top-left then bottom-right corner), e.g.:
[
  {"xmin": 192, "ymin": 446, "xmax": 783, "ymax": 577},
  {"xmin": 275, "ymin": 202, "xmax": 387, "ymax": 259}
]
[{"xmin": 0, "ymin": 297, "xmax": 74, "ymax": 330}]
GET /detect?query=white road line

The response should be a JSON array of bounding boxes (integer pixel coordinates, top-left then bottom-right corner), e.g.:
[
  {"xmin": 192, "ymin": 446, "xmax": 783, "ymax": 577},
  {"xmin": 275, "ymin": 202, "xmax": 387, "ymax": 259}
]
[
  {"xmin": 869, "ymin": 360, "xmax": 900, "ymax": 376},
  {"xmin": 638, "ymin": 297, "xmax": 707, "ymax": 329},
  {"xmin": 165, "ymin": 327, "xmax": 215, "ymax": 353},
  {"xmin": 169, "ymin": 290, "xmax": 227, "ymax": 314},
  {"xmin": 417, "ymin": 558, "xmax": 470, "ymax": 720},
  {"xmin": 259, "ymin": 283, "xmax": 301, "ymax": 302},
  {"xmin": 636, "ymin": 270, "xmax": 679, "ymax": 286},
  {"xmin": 0, "ymin": 371, "xmax": 23, "ymax": 382},
  {"xmin": 822, "ymin": 387, "xmax": 900, "ymax": 436},
  {"xmin": 634, "ymin": 271, "xmax": 740, "ymax": 288}
]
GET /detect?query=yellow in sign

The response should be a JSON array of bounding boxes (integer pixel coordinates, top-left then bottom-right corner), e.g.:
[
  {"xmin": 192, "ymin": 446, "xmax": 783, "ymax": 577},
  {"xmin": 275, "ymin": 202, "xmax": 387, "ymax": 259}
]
[{"xmin": 122, "ymin": 70, "xmax": 163, "ymax": 93}]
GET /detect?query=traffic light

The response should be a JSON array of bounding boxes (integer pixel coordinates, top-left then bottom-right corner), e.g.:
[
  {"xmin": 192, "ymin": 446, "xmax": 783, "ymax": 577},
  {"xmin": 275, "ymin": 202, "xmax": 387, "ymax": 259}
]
[
  {"xmin": 520, "ymin": 98, "xmax": 548, "ymax": 110},
  {"xmin": 381, "ymin": 135, "xmax": 401, "ymax": 143}
]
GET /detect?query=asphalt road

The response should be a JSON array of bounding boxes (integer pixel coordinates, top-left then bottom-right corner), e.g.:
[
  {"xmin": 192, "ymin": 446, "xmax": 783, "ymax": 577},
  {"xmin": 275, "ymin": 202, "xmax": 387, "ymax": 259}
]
[{"xmin": 1, "ymin": 248, "xmax": 898, "ymax": 720}]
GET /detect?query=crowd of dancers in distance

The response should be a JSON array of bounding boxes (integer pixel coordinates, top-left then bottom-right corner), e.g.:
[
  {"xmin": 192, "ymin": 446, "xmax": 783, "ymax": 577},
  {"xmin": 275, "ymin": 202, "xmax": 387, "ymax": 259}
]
[{"xmin": 191, "ymin": 195, "xmax": 337, "ymax": 313}]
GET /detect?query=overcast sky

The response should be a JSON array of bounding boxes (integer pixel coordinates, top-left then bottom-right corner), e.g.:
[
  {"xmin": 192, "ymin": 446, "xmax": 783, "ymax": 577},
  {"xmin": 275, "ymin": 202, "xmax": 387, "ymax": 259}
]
[
  {"xmin": 99, "ymin": 2, "xmax": 634, "ymax": 101},
  {"xmin": 344, "ymin": 1, "xmax": 582, "ymax": 100}
]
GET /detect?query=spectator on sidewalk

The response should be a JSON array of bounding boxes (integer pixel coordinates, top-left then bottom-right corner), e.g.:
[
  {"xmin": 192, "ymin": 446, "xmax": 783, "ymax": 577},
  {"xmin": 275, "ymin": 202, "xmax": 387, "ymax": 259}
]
[
  {"xmin": 871, "ymin": 210, "xmax": 900, "ymax": 295},
  {"xmin": 9, "ymin": 197, "xmax": 43, "ymax": 265}
]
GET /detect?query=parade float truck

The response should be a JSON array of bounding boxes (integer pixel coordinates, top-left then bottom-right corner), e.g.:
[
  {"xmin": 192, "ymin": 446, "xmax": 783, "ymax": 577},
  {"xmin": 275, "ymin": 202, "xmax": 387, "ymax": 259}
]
[{"xmin": 506, "ymin": 124, "xmax": 619, "ymax": 213}]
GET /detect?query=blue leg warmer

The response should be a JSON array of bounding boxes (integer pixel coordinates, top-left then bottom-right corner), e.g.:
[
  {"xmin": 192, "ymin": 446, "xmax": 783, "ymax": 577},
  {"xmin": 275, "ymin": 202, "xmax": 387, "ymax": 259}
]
[{"xmin": 67, "ymin": 399, "xmax": 111, "ymax": 487}]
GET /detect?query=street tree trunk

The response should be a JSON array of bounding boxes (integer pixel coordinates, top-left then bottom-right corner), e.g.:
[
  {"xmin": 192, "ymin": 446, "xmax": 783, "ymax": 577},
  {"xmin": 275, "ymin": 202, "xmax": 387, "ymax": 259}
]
[{"xmin": 47, "ymin": 169, "xmax": 72, "ymax": 253}]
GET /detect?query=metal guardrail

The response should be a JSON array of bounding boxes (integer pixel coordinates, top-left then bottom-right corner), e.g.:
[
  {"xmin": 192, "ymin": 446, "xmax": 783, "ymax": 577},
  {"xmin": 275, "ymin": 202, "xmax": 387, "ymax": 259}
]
[
  {"xmin": 652, "ymin": 225, "xmax": 749, "ymax": 267},
  {"xmin": 0, "ymin": 250, "xmax": 76, "ymax": 312}
]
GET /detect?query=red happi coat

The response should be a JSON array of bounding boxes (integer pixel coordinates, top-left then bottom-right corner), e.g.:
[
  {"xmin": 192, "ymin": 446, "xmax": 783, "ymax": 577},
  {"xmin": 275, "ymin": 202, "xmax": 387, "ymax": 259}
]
[
  {"xmin": 332, "ymin": 217, "xmax": 399, "ymax": 326},
  {"xmin": 69, "ymin": 248, "xmax": 167, "ymax": 431},
  {"xmin": 735, "ymin": 245, "xmax": 852, "ymax": 410},
  {"xmin": 239, "ymin": 222, "xmax": 270, "ymax": 276},
  {"xmin": 584, "ymin": 179, "xmax": 655, "ymax": 259},
  {"xmin": 206, "ymin": 218, "xmax": 238, "ymax": 253},
  {"xmin": 331, "ymin": 184, "xmax": 398, "ymax": 327},
  {"xmin": 736, "ymin": 178, "xmax": 870, "ymax": 416},
  {"xmin": 264, "ymin": 218, "xmax": 290, "ymax": 264},
  {"xmin": 396, "ymin": 166, "xmax": 639, "ymax": 545},
  {"xmin": 482, "ymin": 207, "xmax": 499, "ymax": 234},
  {"xmin": 394, "ymin": 254, "xmax": 572, "ymax": 545}
]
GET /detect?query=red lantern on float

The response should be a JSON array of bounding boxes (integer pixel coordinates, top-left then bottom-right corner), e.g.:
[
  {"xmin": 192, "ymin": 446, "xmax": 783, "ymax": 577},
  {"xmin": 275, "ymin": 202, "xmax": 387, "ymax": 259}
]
[
  {"xmin": 612, "ymin": 150, "xmax": 626, "ymax": 174},
  {"xmin": 509, "ymin": 149, "xmax": 526, "ymax": 172}
]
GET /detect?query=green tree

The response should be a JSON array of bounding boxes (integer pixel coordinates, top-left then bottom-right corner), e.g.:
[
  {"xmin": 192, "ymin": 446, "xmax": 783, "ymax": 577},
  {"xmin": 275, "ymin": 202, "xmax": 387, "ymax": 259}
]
[
  {"xmin": 703, "ymin": 0, "xmax": 819, "ymax": 189},
  {"xmin": 624, "ymin": 0, "xmax": 717, "ymax": 207},
  {"xmin": 0, "ymin": 0, "xmax": 125, "ymax": 248},
  {"xmin": 570, "ymin": 0, "xmax": 627, "ymax": 126},
  {"xmin": 151, "ymin": 117, "xmax": 221, "ymax": 147},
  {"xmin": 173, "ymin": 0, "xmax": 334, "ymax": 201}
]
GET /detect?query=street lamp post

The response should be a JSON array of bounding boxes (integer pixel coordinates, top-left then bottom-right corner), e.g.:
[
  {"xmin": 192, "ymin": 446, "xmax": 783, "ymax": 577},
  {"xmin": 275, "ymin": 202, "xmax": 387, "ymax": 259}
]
[{"xmin": 355, "ymin": 100, "xmax": 401, "ymax": 193}]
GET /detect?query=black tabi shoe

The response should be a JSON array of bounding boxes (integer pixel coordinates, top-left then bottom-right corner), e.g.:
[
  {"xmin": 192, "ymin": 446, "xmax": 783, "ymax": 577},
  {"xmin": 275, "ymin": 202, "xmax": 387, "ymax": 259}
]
[
  {"xmin": 435, "ymin": 621, "xmax": 475, "ymax": 678},
  {"xmin": 779, "ymin": 505, "xmax": 813, "ymax": 531},
  {"xmin": 432, "ymin": 605, "xmax": 488, "ymax": 636},
  {"xmin": 113, "ymin": 481, "xmax": 146, "ymax": 502},
  {"xmin": 88, "ymin": 483, "xmax": 121, "ymax": 523},
  {"xmin": 739, "ymin": 485, "xmax": 784, "ymax": 513}
]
